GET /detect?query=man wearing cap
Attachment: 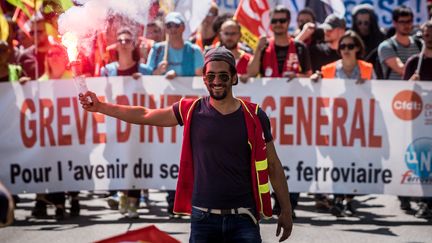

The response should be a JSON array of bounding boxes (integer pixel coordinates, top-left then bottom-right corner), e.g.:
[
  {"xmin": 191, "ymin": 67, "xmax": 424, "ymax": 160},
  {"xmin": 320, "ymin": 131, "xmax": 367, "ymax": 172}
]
[
  {"xmin": 147, "ymin": 12, "xmax": 204, "ymax": 80},
  {"xmin": 80, "ymin": 46, "xmax": 293, "ymax": 242},
  {"xmin": 248, "ymin": 5, "xmax": 311, "ymax": 79},
  {"xmin": 309, "ymin": 13, "xmax": 346, "ymax": 73}
]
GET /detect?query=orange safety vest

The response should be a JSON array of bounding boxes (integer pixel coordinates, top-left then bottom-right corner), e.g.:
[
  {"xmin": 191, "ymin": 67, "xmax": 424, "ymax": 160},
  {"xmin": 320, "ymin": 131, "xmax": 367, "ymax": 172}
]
[
  {"xmin": 321, "ymin": 60, "xmax": 373, "ymax": 80},
  {"xmin": 173, "ymin": 98, "xmax": 273, "ymax": 220}
]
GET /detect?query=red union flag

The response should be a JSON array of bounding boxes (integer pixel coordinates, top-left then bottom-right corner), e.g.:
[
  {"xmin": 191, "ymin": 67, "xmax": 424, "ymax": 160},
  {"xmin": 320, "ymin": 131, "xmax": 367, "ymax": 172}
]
[
  {"xmin": 234, "ymin": 0, "xmax": 270, "ymax": 50},
  {"xmin": 94, "ymin": 225, "xmax": 180, "ymax": 243}
]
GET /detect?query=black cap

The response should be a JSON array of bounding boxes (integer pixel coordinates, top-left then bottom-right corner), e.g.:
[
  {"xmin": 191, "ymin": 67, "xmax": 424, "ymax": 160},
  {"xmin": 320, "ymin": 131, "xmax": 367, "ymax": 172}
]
[
  {"xmin": 320, "ymin": 14, "xmax": 346, "ymax": 30},
  {"xmin": 204, "ymin": 46, "xmax": 236, "ymax": 71}
]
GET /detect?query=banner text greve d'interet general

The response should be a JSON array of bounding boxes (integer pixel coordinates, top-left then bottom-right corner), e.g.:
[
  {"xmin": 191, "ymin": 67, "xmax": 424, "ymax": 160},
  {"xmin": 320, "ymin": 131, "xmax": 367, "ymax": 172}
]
[{"xmin": 1, "ymin": 76, "xmax": 431, "ymax": 196}]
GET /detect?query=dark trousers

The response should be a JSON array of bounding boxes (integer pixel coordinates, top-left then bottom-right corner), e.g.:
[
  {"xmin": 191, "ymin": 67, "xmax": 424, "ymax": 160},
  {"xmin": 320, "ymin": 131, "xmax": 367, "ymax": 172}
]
[{"xmin": 189, "ymin": 207, "xmax": 261, "ymax": 243}]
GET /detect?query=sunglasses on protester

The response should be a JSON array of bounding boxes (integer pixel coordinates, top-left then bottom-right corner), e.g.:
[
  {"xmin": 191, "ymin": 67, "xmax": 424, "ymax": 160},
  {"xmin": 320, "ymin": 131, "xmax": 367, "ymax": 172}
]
[
  {"xmin": 117, "ymin": 38, "xmax": 133, "ymax": 45},
  {"xmin": 166, "ymin": 23, "xmax": 181, "ymax": 29},
  {"xmin": 271, "ymin": 18, "xmax": 288, "ymax": 24},
  {"xmin": 339, "ymin": 43, "xmax": 356, "ymax": 50},
  {"xmin": 204, "ymin": 72, "xmax": 231, "ymax": 82}
]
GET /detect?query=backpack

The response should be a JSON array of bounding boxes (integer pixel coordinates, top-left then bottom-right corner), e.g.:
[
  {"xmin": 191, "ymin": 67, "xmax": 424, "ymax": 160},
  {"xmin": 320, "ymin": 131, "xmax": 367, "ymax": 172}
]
[{"xmin": 375, "ymin": 37, "xmax": 422, "ymax": 80}]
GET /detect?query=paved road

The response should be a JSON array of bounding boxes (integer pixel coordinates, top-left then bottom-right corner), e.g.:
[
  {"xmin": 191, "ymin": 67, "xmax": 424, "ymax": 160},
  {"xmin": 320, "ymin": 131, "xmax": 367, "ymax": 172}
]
[{"xmin": 1, "ymin": 191, "xmax": 431, "ymax": 243}]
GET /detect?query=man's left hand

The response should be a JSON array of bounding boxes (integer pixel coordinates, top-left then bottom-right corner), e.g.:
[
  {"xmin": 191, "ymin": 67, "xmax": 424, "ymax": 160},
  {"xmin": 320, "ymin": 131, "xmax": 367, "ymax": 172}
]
[{"xmin": 276, "ymin": 210, "xmax": 293, "ymax": 242}]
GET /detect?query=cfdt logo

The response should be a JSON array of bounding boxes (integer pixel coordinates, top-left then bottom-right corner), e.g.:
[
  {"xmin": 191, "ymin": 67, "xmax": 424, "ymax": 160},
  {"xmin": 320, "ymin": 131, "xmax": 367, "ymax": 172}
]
[
  {"xmin": 402, "ymin": 137, "xmax": 432, "ymax": 184},
  {"xmin": 392, "ymin": 90, "xmax": 422, "ymax": 121}
]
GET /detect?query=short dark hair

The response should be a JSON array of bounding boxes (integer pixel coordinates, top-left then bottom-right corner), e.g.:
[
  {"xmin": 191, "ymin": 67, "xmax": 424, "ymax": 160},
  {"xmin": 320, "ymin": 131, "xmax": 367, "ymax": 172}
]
[
  {"xmin": 338, "ymin": 30, "xmax": 365, "ymax": 59},
  {"xmin": 212, "ymin": 12, "xmax": 234, "ymax": 33},
  {"xmin": 270, "ymin": 5, "xmax": 291, "ymax": 22},
  {"xmin": 220, "ymin": 19, "xmax": 241, "ymax": 33},
  {"xmin": 297, "ymin": 7, "xmax": 316, "ymax": 23},
  {"xmin": 392, "ymin": 5, "xmax": 413, "ymax": 22}
]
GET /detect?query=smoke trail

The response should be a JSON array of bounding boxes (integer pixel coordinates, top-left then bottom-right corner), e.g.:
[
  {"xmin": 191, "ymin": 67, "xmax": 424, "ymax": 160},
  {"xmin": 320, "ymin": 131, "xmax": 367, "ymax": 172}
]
[{"xmin": 58, "ymin": 0, "xmax": 152, "ymax": 55}]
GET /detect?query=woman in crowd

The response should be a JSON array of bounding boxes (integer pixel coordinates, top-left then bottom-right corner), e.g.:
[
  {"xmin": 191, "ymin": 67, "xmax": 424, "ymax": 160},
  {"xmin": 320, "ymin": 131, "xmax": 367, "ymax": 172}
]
[
  {"xmin": 101, "ymin": 27, "xmax": 151, "ymax": 219},
  {"xmin": 311, "ymin": 30, "xmax": 375, "ymax": 82},
  {"xmin": 101, "ymin": 27, "xmax": 151, "ymax": 78},
  {"xmin": 310, "ymin": 30, "xmax": 375, "ymax": 216}
]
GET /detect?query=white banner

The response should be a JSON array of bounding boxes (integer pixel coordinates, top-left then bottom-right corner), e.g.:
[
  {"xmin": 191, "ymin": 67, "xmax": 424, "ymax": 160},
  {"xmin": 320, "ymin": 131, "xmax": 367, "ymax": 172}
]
[{"xmin": 0, "ymin": 76, "xmax": 431, "ymax": 196}]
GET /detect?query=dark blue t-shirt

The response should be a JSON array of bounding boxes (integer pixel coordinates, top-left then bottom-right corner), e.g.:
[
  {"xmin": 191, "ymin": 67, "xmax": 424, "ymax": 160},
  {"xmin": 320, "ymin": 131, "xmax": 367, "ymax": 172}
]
[{"xmin": 173, "ymin": 97, "xmax": 273, "ymax": 209}]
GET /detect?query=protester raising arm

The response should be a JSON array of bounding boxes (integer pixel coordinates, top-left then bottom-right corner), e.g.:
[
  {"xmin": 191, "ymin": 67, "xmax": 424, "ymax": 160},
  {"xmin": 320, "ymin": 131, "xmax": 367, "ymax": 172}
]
[
  {"xmin": 247, "ymin": 35, "xmax": 267, "ymax": 77},
  {"xmin": 79, "ymin": 92, "xmax": 178, "ymax": 127}
]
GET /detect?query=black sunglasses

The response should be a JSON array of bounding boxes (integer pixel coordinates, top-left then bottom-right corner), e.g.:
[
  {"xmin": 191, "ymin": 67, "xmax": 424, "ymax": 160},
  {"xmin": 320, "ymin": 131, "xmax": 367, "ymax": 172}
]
[
  {"xmin": 271, "ymin": 18, "xmax": 288, "ymax": 24},
  {"xmin": 166, "ymin": 23, "xmax": 181, "ymax": 29},
  {"xmin": 204, "ymin": 72, "xmax": 231, "ymax": 82},
  {"xmin": 339, "ymin": 43, "xmax": 356, "ymax": 50}
]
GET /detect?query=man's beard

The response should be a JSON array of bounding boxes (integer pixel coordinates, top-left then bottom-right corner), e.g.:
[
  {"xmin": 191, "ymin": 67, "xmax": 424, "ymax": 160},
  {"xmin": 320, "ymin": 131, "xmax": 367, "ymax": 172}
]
[
  {"xmin": 273, "ymin": 28, "xmax": 286, "ymax": 36},
  {"xmin": 209, "ymin": 89, "xmax": 228, "ymax": 100},
  {"xmin": 207, "ymin": 83, "xmax": 228, "ymax": 100}
]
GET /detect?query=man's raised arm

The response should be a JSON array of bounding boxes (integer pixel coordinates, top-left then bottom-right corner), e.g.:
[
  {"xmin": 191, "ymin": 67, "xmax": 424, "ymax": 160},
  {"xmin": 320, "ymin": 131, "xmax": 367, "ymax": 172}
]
[{"xmin": 79, "ymin": 91, "xmax": 178, "ymax": 127}]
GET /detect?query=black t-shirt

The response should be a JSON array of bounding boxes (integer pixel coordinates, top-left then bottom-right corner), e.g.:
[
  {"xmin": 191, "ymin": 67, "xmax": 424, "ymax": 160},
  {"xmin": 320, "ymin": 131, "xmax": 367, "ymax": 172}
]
[
  {"xmin": 275, "ymin": 45, "xmax": 289, "ymax": 75},
  {"xmin": 117, "ymin": 62, "xmax": 139, "ymax": 76},
  {"xmin": 403, "ymin": 54, "xmax": 432, "ymax": 81},
  {"xmin": 173, "ymin": 97, "xmax": 273, "ymax": 209},
  {"xmin": 309, "ymin": 42, "xmax": 340, "ymax": 72},
  {"xmin": 260, "ymin": 41, "xmax": 311, "ymax": 76}
]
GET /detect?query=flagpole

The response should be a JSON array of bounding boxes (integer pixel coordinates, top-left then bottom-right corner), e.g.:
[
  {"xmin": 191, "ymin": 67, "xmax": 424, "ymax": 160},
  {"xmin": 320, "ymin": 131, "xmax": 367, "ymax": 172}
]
[
  {"xmin": 141, "ymin": 0, "xmax": 151, "ymax": 63},
  {"xmin": 415, "ymin": 43, "xmax": 425, "ymax": 76},
  {"xmin": 33, "ymin": 0, "xmax": 39, "ymax": 79}
]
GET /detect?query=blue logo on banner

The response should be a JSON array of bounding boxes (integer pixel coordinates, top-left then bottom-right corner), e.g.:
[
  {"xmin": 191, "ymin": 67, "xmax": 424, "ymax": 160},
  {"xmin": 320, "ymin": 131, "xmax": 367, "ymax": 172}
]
[{"xmin": 405, "ymin": 137, "xmax": 432, "ymax": 179}]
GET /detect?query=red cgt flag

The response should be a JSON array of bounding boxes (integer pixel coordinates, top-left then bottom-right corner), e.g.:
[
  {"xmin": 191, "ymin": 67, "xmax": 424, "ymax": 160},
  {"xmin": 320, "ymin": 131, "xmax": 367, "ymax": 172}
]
[
  {"xmin": 94, "ymin": 225, "xmax": 180, "ymax": 243},
  {"xmin": 234, "ymin": 0, "xmax": 271, "ymax": 50}
]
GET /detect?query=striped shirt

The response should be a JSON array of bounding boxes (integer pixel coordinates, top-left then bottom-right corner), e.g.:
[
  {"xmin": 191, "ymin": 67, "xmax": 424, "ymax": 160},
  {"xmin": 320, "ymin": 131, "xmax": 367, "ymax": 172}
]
[{"xmin": 377, "ymin": 36, "xmax": 421, "ymax": 80}]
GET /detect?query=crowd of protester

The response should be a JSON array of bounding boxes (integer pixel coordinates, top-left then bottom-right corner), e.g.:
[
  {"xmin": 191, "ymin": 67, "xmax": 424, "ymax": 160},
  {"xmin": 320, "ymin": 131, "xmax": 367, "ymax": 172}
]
[{"xmin": 1, "ymin": 1, "xmax": 432, "ymax": 225}]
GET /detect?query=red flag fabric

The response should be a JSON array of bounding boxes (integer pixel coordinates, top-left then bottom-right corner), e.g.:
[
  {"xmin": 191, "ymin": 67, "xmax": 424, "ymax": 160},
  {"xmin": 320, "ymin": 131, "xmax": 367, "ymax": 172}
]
[
  {"xmin": 234, "ymin": 0, "xmax": 270, "ymax": 50},
  {"xmin": 94, "ymin": 225, "xmax": 181, "ymax": 243},
  {"xmin": 12, "ymin": 3, "xmax": 34, "ymax": 37}
]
